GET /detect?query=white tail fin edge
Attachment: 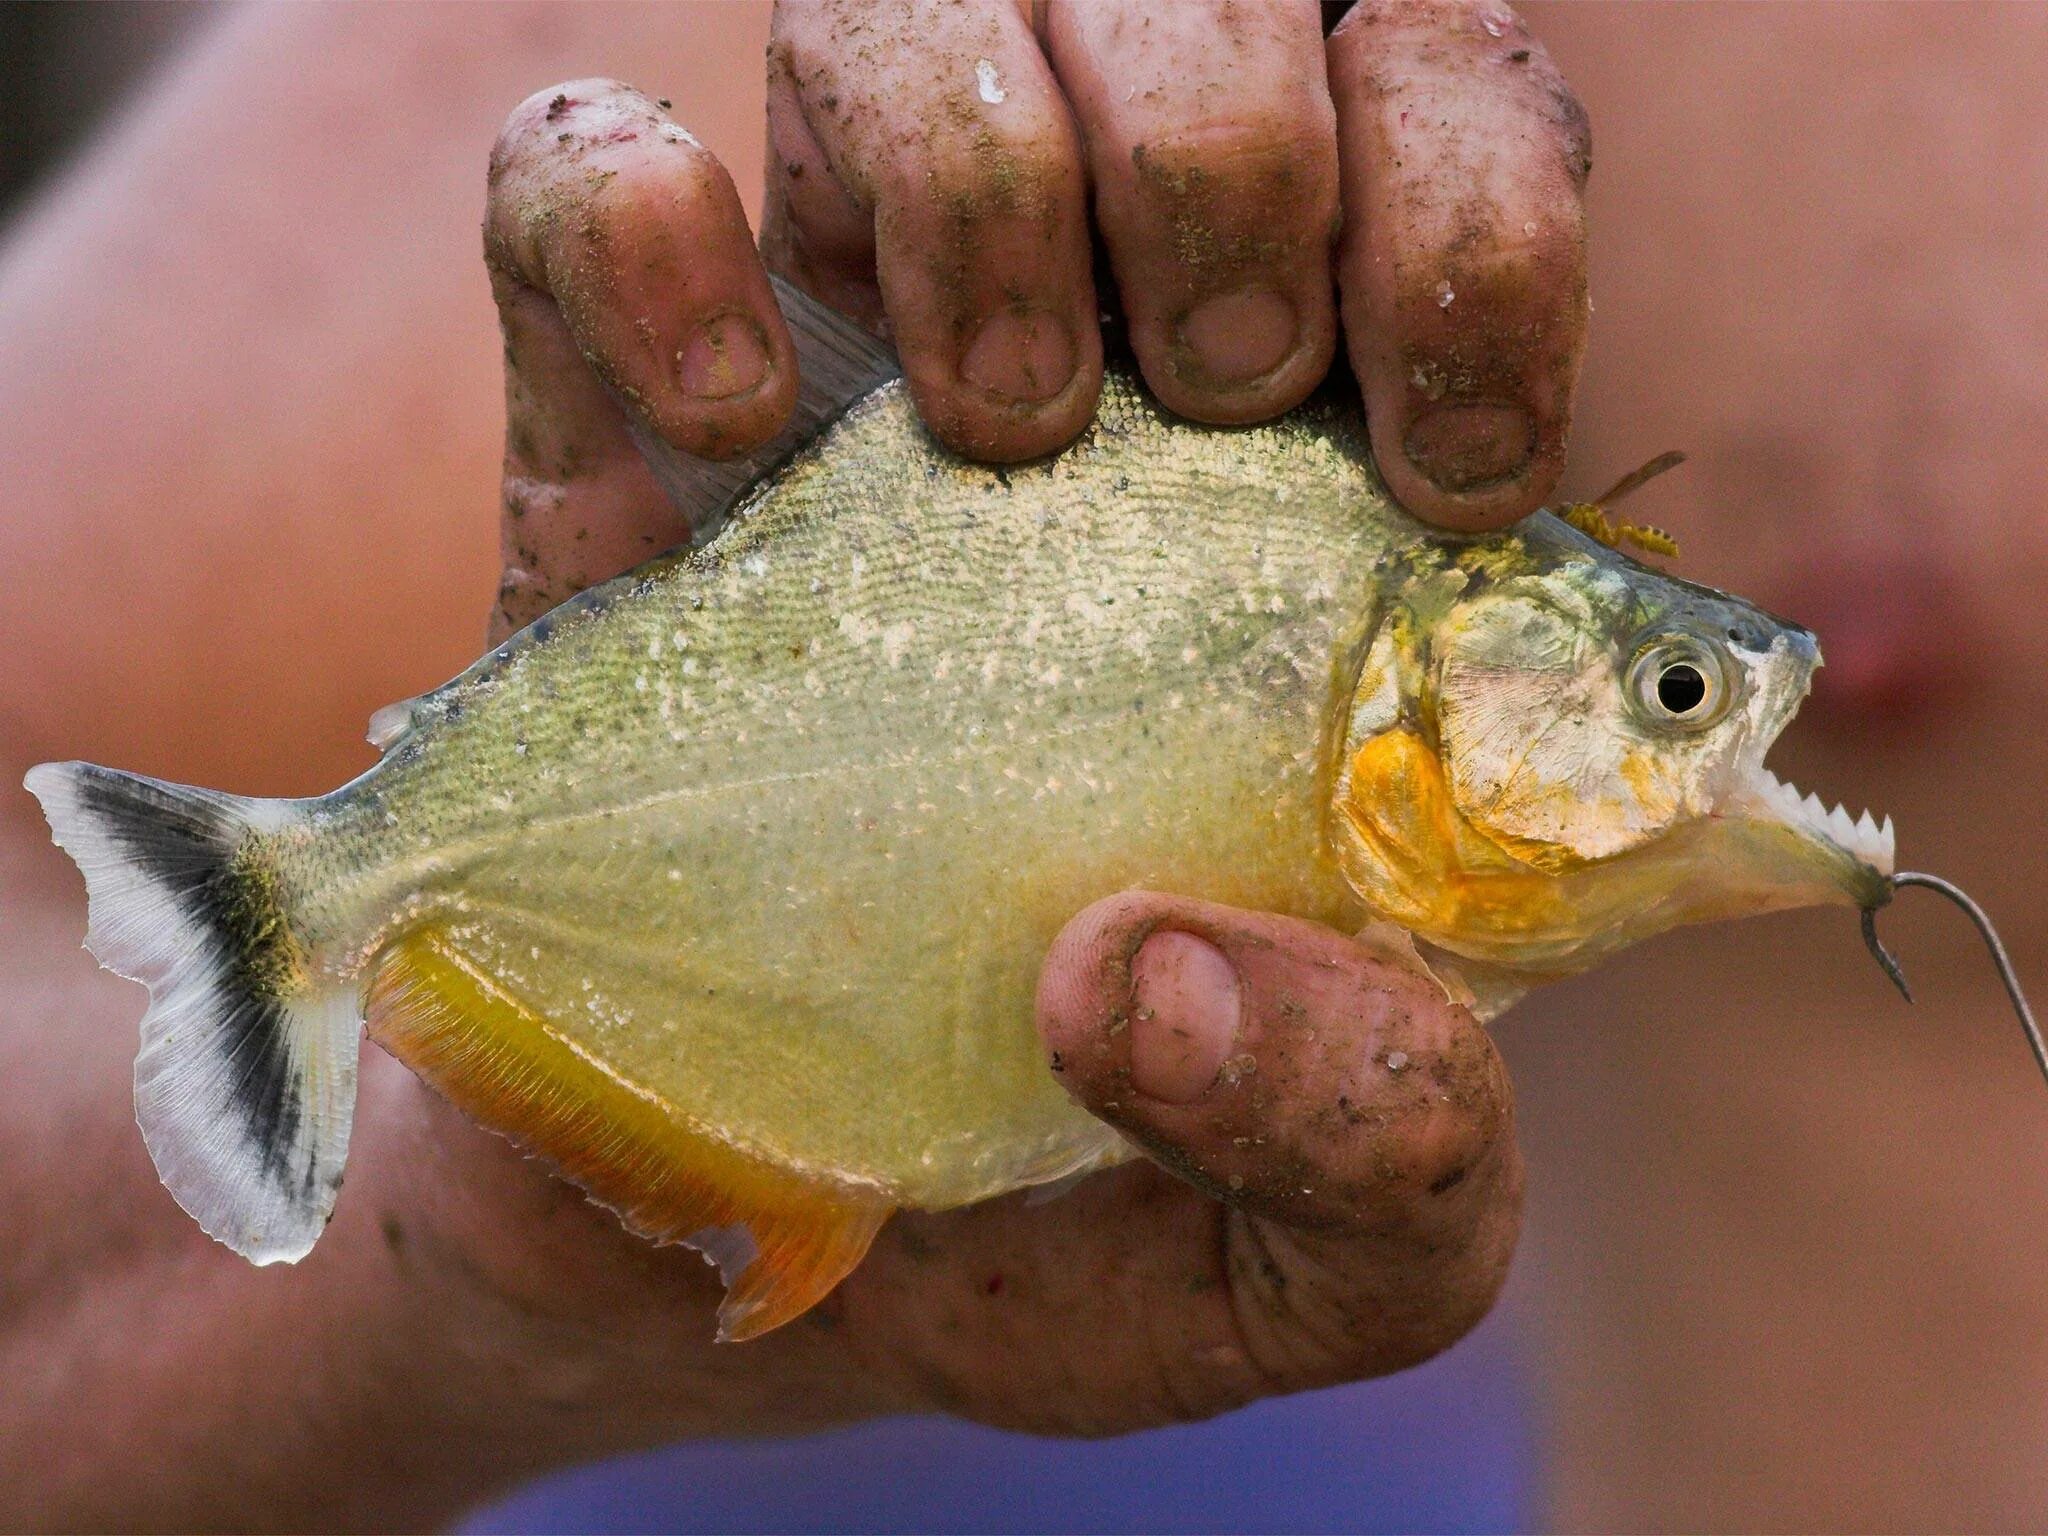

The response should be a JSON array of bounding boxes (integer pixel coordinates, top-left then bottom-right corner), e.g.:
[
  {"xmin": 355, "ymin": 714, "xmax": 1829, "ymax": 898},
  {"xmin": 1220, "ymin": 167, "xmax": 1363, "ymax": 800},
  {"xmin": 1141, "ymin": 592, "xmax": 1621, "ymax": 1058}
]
[{"xmin": 24, "ymin": 762, "xmax": 358, "ymax": 1263}]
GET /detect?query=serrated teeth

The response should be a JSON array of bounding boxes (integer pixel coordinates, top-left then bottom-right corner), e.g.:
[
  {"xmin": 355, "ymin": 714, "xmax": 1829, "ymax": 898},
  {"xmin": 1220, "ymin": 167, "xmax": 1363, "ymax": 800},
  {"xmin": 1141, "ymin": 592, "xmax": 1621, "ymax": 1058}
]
[
  {"xmin": 1835, "ymin": 798, "xmax": 1867, "ymax": 847},
  {"xmin": 1744, "ymin": 763, "xmax": 1896, "ymax": 873}
]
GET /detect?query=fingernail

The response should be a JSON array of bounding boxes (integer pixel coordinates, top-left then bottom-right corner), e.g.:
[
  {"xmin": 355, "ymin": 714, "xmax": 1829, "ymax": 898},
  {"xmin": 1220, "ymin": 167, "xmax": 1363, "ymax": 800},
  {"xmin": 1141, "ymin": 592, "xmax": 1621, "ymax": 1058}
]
[
  {"xmin": 1128, "ymin": 932, "xmax": 1241, "ymax": 1105},
  {"xmin": 960, "ymin": 308, "xmax": 1077, "ymax": 403},
  {"xmin": 1178, "ymin": 287, "xmax": 1299, "ymax": 386},
  {"xmin": 1403, "ymin": 403, "xmax": 1535, "ymax": 493},
  {"xmin": 678, "ymin": 313, "xmax": 772, "ymax": 400}
]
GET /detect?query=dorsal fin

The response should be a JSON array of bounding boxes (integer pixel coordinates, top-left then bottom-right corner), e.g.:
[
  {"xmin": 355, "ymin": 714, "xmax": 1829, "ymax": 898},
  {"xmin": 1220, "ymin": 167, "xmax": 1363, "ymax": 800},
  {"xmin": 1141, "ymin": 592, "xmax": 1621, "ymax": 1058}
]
[
  {"xmin": 624, "ymin": 275, "xmax": 900, "ymax": 547},
  {"xmin": 366, "ymin": 280, "xmax": 900, "ymax": 755}
]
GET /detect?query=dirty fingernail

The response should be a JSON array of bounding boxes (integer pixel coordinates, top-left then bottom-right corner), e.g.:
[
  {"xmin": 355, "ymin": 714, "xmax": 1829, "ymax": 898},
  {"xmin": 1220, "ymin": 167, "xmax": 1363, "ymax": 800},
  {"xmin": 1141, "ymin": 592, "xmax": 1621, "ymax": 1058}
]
[
  {"xmin": 1129, "ymin": 931, "xmax": 1241, "ymax": 1104},
  {"xmin": 960, "ymin": 308, "xmax": 1077, "ymax": 403},
  {"xmin": 678, "ymin": 313, "xmax": 772, "ymax": 400},
  {"xmin": 1403, "ymin": 402, "xmax": 1535, "ymax": 493},
  {"xmin": 1178, "ymin": 288, "xmax": 1299, "ymax": 386}
]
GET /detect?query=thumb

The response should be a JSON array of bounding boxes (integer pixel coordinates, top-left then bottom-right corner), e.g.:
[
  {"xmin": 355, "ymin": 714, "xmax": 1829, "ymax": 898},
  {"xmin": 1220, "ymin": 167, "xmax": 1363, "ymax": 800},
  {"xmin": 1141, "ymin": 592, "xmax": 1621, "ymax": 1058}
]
[{"xmin": 1037, "ymin": 891, "xmax": 1521, "ymax": 1376}]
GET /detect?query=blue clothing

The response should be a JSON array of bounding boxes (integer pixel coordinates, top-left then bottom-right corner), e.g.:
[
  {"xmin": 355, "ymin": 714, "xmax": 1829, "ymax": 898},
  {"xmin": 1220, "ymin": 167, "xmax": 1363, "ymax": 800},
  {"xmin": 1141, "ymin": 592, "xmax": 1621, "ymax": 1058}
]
[{"xmin": 464, "ymin": 1303, "xmax": 1533, "ymax": 1534}]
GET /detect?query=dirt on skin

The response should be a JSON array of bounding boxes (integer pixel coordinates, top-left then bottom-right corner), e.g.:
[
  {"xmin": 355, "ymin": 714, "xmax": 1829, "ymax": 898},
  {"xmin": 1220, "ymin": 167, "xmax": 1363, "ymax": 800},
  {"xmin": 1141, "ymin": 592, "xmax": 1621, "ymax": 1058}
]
[{"xmin": 1062, "ymin": 906, "xmax": 1513, "ymax": 1243}]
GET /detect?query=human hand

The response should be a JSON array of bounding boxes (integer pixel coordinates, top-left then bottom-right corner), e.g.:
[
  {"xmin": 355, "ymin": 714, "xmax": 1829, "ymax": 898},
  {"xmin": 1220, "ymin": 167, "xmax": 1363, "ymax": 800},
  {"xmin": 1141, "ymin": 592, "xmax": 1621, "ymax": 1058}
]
[
  {"xmin": 485, "ymin": 0, "xmax": 1591, "ymax": 636},
  {"xmin": 417, "ymin": 0, "xmax": 1564, "ymax": 1485},
  {"xmin": 368, "ymin": 897, "xmax": 1517, "ymax": 1453}
]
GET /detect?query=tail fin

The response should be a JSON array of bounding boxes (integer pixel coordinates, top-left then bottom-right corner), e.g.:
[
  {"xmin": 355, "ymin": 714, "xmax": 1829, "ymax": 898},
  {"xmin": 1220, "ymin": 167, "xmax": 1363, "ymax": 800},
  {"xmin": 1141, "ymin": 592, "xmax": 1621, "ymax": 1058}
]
[{"xmin": 24, "ymin": 762, "xmax": 358, "ymax": 1263}]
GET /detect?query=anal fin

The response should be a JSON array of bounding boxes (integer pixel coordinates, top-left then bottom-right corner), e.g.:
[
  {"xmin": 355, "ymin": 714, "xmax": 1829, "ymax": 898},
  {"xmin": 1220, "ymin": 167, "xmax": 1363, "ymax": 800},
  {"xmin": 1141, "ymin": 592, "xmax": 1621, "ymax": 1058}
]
[{"xmin": 365, "ymin": 928, "xmax": 891, "ymax": 1341}]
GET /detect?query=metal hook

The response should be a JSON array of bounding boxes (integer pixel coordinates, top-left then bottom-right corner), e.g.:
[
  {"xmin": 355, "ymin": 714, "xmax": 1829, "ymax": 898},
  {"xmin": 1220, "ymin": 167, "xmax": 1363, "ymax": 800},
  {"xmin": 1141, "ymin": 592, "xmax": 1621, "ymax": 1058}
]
[{"xmin": 1862, "ymin": 872, "xmax": 2048, "ymax": 1093}]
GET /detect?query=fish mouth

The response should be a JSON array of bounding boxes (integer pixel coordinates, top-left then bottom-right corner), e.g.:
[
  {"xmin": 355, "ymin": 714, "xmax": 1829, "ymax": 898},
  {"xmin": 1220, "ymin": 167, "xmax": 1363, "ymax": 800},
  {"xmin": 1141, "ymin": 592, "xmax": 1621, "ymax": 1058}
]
[
  {"xmin": 1734, "ymin": 760, "xmax": 1897, "ymax": 878},
  {"xmin": 1708, "ymin": 627, "xmax": 1894, "ymax": 893}
]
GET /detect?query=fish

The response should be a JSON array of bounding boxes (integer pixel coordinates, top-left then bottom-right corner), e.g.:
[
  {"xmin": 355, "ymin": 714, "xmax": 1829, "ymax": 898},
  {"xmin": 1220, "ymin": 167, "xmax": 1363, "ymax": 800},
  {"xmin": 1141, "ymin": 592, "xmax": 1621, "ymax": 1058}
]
[{"xmin": 24, "ymin": 284, "xmax": 1905, "ymax": 1340}]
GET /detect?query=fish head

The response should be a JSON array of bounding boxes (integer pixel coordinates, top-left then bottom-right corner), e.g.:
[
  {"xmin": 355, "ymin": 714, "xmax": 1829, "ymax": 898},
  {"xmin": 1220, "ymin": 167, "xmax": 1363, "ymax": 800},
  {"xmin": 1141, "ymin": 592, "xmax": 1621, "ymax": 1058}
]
[{"xmin": 1333, "ymin": 516, "xmax": 1894, "ymax": 976}]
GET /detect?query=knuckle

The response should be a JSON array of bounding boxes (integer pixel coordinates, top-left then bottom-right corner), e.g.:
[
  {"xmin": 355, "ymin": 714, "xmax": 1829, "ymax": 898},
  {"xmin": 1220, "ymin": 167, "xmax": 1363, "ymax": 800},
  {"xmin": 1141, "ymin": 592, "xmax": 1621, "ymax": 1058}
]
[
  {"xmin": 1221, "ymin": 1198, "xmax": 1507, "ymax": 1389},
  {"xmin": 1120, "ymin": 119, "xmax": 1337, "ymax": 277},
  {"xmin": 1384, "ymin": 210, "xmax": 1586, "ymax": 412},
  {"xmin": 1538, "ymin": 72, "xmax": 1593, "ymax": 187},
  {"xmin": 538, "ymin": 162, "xmax": 739, "ymax": 306},
  {"xmin": 1396, "ymin": 217, "xmax": 1576, "ymax": 325},
  {"xmin": 1133, "ymin": 116, "xmax": 1326, "ymax": 199},
  {"xmin": 880, "ymin": 121, "xmax": 1080, "ymax": 245},
  {"xmin": 491, "ymin": 84, "xmax": 738, "ymax": 291},
  {"xmin": 1336, "ymin": 0, "xmax": 1590, "ymax": 191},
  {"xmin": 769, "ymin": 0, "xmax": 830, "ymax": 35},
  {"xmin": 1348, "ymin": 0, "xmax": 1517, "ymax": 37},
  {"xmin": 1383, "ymin": 1023, "xmax": 1514, "ymax": 1202},
  {"xmin": 580, "ymin": 149, "xmax": 722, "ymax": 229},
  {"xmin": 1256, "ymin": 999, "xmax": 1515, "ymax": 1237},
  {"xmin": 1219, "ymin": 1069, "xmax": 1521, "ymax": 1382},
  {"xmin": 1359, "ymin": 1243, "xmax": 1511, "ymax": 1375}
]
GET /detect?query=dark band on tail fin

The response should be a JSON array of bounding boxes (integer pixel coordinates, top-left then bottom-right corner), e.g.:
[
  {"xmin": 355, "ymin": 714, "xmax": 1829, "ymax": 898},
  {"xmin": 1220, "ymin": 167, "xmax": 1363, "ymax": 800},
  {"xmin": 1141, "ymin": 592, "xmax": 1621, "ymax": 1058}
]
[{"xmin": 24, "ymin": 762, "xmax": 358, "ymax": 1263}]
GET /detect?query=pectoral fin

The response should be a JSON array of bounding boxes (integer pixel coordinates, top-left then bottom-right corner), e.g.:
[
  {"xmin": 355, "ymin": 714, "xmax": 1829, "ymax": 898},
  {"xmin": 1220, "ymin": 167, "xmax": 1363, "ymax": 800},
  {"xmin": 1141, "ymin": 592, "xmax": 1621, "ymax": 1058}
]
[{"xmin": 365, "ymin": 927, "xmax": 892, "ymax": 1341}]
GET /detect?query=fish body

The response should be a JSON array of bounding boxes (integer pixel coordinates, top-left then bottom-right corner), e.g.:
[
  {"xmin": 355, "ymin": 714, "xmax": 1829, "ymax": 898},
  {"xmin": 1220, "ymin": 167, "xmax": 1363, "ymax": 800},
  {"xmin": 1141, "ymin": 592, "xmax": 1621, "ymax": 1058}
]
[
  {"xmin": 318, "ymin": 375, "xmax": 1393, "ymax": 1210},
  {"xmin": 25, "ymin": 294, "xmax": 1895, "ymax": 1338}
]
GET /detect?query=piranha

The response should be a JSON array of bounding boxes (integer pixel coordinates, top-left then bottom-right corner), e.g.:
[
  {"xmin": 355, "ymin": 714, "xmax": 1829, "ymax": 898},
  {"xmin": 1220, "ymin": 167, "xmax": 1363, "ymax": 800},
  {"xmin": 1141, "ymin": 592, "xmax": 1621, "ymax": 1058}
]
[{"xmin": 25, "ymin": 286, "xmax": 2035, "ymax": 1341}]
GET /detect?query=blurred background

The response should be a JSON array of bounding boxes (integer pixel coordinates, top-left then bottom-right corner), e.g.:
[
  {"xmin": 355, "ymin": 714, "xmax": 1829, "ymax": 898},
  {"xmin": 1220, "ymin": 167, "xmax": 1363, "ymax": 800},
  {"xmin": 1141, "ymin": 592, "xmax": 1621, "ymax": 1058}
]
[
  {"xmin": 2, "ymin": 4, "xmax": 2044, "ymax": 1532},
  {"xmin": 0, "ymin": 3, "xmax": 204, "ymax": 213}
]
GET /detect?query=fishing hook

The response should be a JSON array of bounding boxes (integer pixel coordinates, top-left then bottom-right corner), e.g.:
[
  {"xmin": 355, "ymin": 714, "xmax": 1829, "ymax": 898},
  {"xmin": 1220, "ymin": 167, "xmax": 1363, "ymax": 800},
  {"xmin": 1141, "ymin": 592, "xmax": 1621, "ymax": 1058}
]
[{"xmin": 1862, "ymin": 872, "xmax": 2048, "ymax": 1093}]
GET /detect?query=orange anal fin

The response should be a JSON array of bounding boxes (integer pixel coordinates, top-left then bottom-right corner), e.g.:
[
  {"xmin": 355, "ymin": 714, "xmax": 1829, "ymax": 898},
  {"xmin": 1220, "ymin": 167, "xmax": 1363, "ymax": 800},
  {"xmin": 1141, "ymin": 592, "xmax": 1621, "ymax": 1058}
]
[{"xmin": 365, "ymin": 928, "xmax": 892, "ymax": 1342}]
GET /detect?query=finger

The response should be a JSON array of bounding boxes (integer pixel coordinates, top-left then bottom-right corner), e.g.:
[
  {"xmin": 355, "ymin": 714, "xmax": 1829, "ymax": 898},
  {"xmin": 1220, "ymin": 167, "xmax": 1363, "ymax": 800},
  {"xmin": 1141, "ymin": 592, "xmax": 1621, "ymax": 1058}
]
[
  {"xmin": 1330, "ymin": 1, "xmax": 1590, "ymax": 531},
  {"xmin": 1037, "ymin": 892, "xmax": 1516, "ymax": 1245},
  {"xmin": 1050, "ymin": 893, "xmax": 1521, "ymax": 1385},
  {"xmin": 1044, "ymin": 0, "xmax": 1339, "ymax": 424},
  {"xmin": 766, "ymin": 1, "xmax": 1101, "ymax": 462},
  {"xmin": 759, "ymin": 34, "xmax": 884, "ymax": 333},
  {"xmin": 488, "ymin": 271, "xmax": 667, "ymax": 641},
  {"xmin": 488, "ymin": 80, "xmax": 797, "ymax": 460},
  {"xmin": 487, "ymin": 81, "xmax": 799, "ymax": 638}
]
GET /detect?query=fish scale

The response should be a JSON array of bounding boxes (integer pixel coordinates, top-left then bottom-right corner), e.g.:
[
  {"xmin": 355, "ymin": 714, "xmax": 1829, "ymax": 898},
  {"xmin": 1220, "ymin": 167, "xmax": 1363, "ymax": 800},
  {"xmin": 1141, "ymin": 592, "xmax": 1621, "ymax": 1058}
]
[{"xmin": 313, "ymin": 374, "xmax": 1394, "ymax": 1208}]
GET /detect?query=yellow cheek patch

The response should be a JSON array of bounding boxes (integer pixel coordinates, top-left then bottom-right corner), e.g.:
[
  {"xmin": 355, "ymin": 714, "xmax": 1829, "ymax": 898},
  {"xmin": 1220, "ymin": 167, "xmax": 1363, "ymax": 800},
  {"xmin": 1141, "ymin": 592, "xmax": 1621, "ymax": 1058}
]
[
  {"xmin": 1336, "ymin": 726, "xmax": 1580, "ymax": 949},
  {"xmin": 1617, "ymin": 747, "xmax": 1663, "ymax": 805}
]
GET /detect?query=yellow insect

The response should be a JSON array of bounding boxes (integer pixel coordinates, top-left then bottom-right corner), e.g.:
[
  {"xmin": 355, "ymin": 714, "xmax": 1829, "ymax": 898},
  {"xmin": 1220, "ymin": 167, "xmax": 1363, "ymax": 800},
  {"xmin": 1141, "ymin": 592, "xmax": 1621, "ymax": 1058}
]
[{"xmin": 1558, "ymin": 449, "xmax": 1687, "ymax": 559}]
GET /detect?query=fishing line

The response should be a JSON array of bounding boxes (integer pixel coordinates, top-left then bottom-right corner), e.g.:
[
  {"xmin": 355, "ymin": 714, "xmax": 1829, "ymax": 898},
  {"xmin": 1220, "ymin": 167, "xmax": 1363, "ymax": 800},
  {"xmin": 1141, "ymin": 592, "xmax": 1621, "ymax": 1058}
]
[{"xmin": 1862, "ymin": 872, "xmax": 2047, "ymax": 1092}]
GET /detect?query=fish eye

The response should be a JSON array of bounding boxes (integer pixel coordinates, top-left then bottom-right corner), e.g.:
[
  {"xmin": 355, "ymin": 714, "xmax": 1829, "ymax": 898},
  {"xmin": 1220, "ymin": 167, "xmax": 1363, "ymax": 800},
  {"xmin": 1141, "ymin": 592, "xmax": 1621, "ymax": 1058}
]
[
  {"xmin": 1658, "ymin": 663, "xmax": 1707, "ymax": 714},
  {"xmin": 1626, "ymin": 636, "xmax": 1733, "ymax": 730}
]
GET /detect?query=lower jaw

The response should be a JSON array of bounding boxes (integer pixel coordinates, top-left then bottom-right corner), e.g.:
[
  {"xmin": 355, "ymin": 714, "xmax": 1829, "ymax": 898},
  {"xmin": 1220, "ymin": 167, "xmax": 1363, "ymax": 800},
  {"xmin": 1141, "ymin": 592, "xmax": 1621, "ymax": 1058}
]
[
  {"xmin": 1336, "ymin": 732, "xmax": 1898, "ymax": 978},
  {"xmin": 1742, "ymin": 763, "xmax": 1895, "ymax": 875},
  {"xmin": 1355, "ymin": 812, "xmax": 1893, "ymax": 981}
]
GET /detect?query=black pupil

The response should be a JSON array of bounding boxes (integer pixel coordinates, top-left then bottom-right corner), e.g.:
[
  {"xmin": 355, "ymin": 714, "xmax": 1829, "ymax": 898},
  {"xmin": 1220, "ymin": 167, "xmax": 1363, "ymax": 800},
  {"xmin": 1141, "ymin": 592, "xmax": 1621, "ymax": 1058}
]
[{"xmin": 1657, "ymin": 662, "xmax": 1708, "ymax": 715}]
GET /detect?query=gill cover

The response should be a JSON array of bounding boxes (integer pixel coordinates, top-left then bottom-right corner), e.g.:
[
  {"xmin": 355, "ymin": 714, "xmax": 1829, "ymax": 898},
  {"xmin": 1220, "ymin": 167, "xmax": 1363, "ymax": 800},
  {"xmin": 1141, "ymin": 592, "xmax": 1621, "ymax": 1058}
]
[{"xmin": 1434, "ymin": 581, "xmax": 1722, "ymax": 871}]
